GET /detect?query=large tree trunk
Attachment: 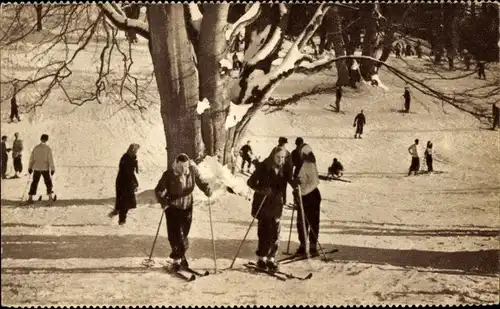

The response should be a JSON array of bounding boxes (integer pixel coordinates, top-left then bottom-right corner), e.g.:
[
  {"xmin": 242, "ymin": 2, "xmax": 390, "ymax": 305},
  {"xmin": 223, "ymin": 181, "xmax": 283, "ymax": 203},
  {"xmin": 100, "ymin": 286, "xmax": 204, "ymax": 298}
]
[
  {"xmin": 198, "ymin": 5, "xmax": 231, "ymax": 161},
  {"xmin": 360, "ymin": 4, "xmax": 378, "ymax": 81},
  {"xmin": 331, "ymin": 6, "xmax": 350, "ymax": 86},
  {"xmin": 148, "ymin": 5, "xmax": 203, "ymax": 165},
  {"xmin": 342, "ymin": 18, "xmax": 361, "ymax": 87},
  {"xmin": 35, "ymin": 4, "xmax": 43, "ymax": 31},
  {"xmin": 444, "ymin": 4, "xmax": 460, "ymax": 70}
]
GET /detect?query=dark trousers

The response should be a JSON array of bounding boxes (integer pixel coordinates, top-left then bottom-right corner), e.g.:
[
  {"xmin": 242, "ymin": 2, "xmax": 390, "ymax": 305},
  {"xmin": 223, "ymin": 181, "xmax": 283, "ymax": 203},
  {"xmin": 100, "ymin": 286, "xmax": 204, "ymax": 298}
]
[
  {"xmin": 493, "ymin": 113, "xmax": 499, "ymax": 130},
  {"xmin": 256, "ymin": 218, "xmax": 281, "ymax": 258},
  {"xmin": 29, "ymin": 171, "xmax": 53, "ymax": 195},
  {"xmin": 404, "ymin": 99, "xmax": 411, "ymax": 112},
  {"xmin": 335, "ymin": 96, "xmax": 341, "ymax": 112},
  {"xmin": 241, "ymin": 156, "xmax": 251, "ymax": 171},
  {"xmin": 1, "ymin": 158, "xmax": 7, "ymax": 178},
  {"xmin": 10, "ymin": 109, "xmax": 20, "ymax": 122},
  {"xmin": 165, "ymin": 206, "xmax": 193, "ymax": 260},
  {"xmin": 478, "ymin": 67, "xmax": 486, "ymax": 79},
  {"xmin": 409, "ymin": 157, "xmax": 420, "ymax": 174},
  {"xmin": 13, "ymin": 156, "xmax": 22, "ymax": 173},
  {"xmin": 296, "ymin": 188, "xmax": 321, "ymax": 249},
  {"xmin": 426, "ymin": 155, "xmax": 433, "ymax": 172},
  {"xmin": 119, "ymin": 208, "xmax": 129, "ymax": 223},
  {"xmin": 355, "ymin": 124, "xmax": 364, "ymax": 135}
]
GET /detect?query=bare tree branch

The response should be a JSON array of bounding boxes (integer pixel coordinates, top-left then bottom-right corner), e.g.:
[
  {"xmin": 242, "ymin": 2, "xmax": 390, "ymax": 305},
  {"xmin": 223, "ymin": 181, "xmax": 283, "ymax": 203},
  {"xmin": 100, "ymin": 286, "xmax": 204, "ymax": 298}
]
[{"xmin": 98, "ymin": 3, "xmax": 150, "ymax": 40}]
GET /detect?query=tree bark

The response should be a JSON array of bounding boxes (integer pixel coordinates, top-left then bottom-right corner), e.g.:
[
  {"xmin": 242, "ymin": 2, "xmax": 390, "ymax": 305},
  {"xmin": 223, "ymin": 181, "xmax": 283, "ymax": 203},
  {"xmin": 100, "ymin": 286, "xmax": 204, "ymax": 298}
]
[
  {"xmin": 35, "ymin": 4, "xmax": 43, "ymax": 31},
  {"xmin": 330, "ymin": 6, "xmax": 350, "ymax": 86},
  {"xmin": 360, "ymin": 4, "xmax": 378, "ymax": 81},
  {"xmin": 148, "ymin": 4, "xmax": 203, "ymax": 165}
]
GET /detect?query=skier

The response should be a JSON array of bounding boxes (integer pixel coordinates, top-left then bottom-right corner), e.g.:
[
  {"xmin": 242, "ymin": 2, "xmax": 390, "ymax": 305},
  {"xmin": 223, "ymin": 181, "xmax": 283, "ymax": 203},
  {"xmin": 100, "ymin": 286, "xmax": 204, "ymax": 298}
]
[
  {"xmin": 407, "ymin": 139, "xmax": 420, "ymax": 176},
  {"xmin": 394, "ymin": 43, "xmax": 401, "ymax": 58},
  {"xmin": 10, "ymin": 91, "xmax": 21, "ymax": 123},
  {"xmin": 108, "ymin": 144, "xmax": 140, "ymax": 225},
  {"xmin": 1, "ymin": 136, "xmax": 12, "ymax": 179},
  {"xmin": 11, "ymin": 133, "xmax": 24, "ymax": 178},
  {"xmin": 328, "ymin": 158, "xmax": 344, "ymax": 179},
  {"xmin": 154, "ymin": 153, "xmax": 213, "ymax": 271},
  {"xmin": 247, "ymin": 146, "xmax": 294, "ymax": 271},
  {"xmin": 334, "ymin": 85, "xmax": 342, "ymax": 113},
  {"xmin": 291, "ymin": 137, "xmax": 314, "ymax": 180},
  {"xmin": 492, "ymin": 103, "xmax": 499, "ymax": 130},
  {"xmin": 402, "ymin": 86, "xmax": 411, "ymax": 113},
  {"xmin": 424, "ymin": 141, "xmax": 434, "ymax": 173},
  {"xmin": 415, "ymin": 41, "xmax": 422, "ymax": 58},
  {"xmin": 239, "ymin": 140, "xmax": 253, "ymax": 173},
  {"xmin": 477, "ymin": 60, "xmax": 486, "ymax": 80},
  {"xmin": 27, "ymin": 134, "xmax": 55, "ymax": 204},
  {"xmin": 270, "ymin": 137, "xmax": 293, "ymax": 205},
  {"xmin": 353, "ymin": 110, "xmax": 366, "ymax": 139},
  {"xmin": 293, "ymin": 147, "xmax": 322, "ymax": 257}
]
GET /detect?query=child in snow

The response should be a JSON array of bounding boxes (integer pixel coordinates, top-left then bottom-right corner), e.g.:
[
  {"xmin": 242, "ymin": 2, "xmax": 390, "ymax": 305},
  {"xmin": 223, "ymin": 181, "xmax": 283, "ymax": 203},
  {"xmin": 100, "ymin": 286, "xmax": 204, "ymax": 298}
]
[
  {"xmin": 328, "ymin": 158, "xmax": 344, "ymax": 179},
  {"xmin": 408, "ymin": 139, "xmax": 420, "ymax": 176},
  {"xmin": 424, "ymin": 141, "xmax": 434, "ymax": 173},
  {"xmin": 109, "ymin": 143, "xmax": 140, "ymax": 225},
  {"xmin": 27, "ymin": 134, "xmax": 55, "ymax": 204},
  {"xmin": 247, "ymin": 146, "xmax": 294, "ymax": 271},
  {"xmin": 154, "ymin": 153, "xmax": 213, "ymax": 272}
]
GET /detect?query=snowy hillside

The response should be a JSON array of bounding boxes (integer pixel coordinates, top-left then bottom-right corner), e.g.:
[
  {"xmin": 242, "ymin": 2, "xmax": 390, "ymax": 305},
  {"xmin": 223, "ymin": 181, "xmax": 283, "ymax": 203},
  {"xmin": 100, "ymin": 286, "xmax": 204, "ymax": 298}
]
[{"xmin": 1, "ymin": 39, "xmax": 499, "ymax": 306}]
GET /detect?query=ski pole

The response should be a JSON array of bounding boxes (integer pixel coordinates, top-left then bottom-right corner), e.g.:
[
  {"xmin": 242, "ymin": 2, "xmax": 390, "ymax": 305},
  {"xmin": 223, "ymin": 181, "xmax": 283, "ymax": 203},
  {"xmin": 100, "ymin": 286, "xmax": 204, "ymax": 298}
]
[
  {"xmin": 229, "ymin": 195, "xmax": 267, "ymax": 269},
  {"xmin": 302, "ymin": 210, "xmax": 329, "ymax": 261},
  {"xmin": 285, "ymin": 205, "xmax": 295, "ymax": 254},
  {"xmin": 207, "ymin": 196, "xmax": 217, "ymax": 273},
  {"xmin": 141, "ymin": 210, "xmax": 165, "ymax": 268},
  {"xmin": 297, "ymin": 186, "xmax": 310, "ymax": 259}
]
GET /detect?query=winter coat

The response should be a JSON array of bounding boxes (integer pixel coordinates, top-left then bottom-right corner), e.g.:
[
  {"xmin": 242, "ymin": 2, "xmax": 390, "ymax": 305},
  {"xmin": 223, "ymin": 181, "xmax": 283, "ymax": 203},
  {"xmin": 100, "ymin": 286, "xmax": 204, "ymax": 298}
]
[
  {"xmin": 12, "ymin": 139, "xmax": 23, "ymax": 158},
  {"xmin": 247, "ymin": 157, "xmax": 293, "ymax": 220},
  {"xmin": 240, "ymin": 144, "xmax": 252, "ymax": 159},
  {"xmin": 291, "ymin": 143, "xmax": 316, "ymax": 179},
  {"xmin": 10, "ymin": 97, "xmax": 18, "ymax": 113},
  {"xmin": 28, "ymin": 143, "xmax": 55, "ymax": 171},
  {"xmin": 1, "ymin": 141, "xmax": 10, "ymax": 162},
  {"xmin": 354, "ymin": 113, "xmax": 366, "ymax": 126},
  {"xmin": 270, "ymin": 145, "xmax": 293, "ymax": 178},
  {"xmin": 115, "ymin": 153, "xmax": 139, "ymax": 211},
  {"xmin": 297, "ymin": 160, "xmax": 320, "ymax": 196},
  {"xmin": 154, "ymin": 163, "xmax": 211, "ymax": 211}
]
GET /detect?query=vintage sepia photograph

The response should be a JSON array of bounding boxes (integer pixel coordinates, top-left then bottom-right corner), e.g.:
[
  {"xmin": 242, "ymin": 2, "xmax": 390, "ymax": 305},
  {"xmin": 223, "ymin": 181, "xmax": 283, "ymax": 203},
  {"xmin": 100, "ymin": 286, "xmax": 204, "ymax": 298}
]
[{"xmin": 1, "ymin": 1, "xmax": 499, "ymax": 307}]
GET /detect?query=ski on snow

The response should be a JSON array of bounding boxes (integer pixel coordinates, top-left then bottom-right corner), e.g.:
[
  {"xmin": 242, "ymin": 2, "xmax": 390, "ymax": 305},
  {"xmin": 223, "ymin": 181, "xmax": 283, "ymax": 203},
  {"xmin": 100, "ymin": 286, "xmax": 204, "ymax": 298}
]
[
  {"xmin": 243, "ymin": 263, "xmax": 287, "ymax": 281},
  {"xmin": 162, "ymin": 262, "xmax": 210, "ymax": 282},
  {"xmin": 278, "ymin": 248, "xmax": 339, "ymax": 265},
  {"xmin": 246, "ymin": 261, "xmax": 312, "ymax": 281}
]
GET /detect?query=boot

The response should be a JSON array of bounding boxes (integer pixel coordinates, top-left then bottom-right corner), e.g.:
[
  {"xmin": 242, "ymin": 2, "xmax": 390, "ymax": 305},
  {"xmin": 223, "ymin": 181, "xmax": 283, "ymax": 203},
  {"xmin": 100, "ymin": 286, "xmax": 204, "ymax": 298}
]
[
  {"xmin": 171, "ymin": 259, "xmax": 181, "ymax": 272},
  {"xmin": 295, "ymin": 246, "xmax": 306, "ymax": 256},
  {"xmin": 26, "ymin": 195, "xmax": 34, "ymax": 205},
  {"xmin": 266, "ymin": 258, "xmax": 279, "ymax": 272},
  {"xmin": 256, "ymin": 257, "xmax": 267, "ymax": 269},
  {"xmin": 310, "ymin": 246, "xmax": 319, "ymax": 257},
  {"xmin": 180, "ymin": 257, "xmax": 190, "ymax": 270}
]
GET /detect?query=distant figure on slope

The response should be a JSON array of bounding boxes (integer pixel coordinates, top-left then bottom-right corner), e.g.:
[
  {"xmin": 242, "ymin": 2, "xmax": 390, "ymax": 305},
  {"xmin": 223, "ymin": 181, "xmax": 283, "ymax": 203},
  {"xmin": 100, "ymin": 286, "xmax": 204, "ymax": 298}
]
[
  {"xmin": 463, "ymin": 50, "xmax": 471, "ymax": 70},
  {"xmin": 415, "ymin": 41, "xmax": 422, "ymax": 58},
  {"xmin": 353, "ymin": 110, "xmax": 366, "ymax": 139},
  {"xmin": 477, "ymin": 60, "xmax": 486, "ymax": 80},
  {"xmin": 247, "ymin": 146, "xmax": 294, "ymax": 271},
  {"xmin": 270, "ymin": 137, "xmax": 293, "ymax": 205},
  {"xmin": 334, "ymin": 85, "xmax": 342, "ymax": 113},
  {"xmin": 424, "ymin": 141, "xmax": 434, "ymax": 173},
  {"xmin": 10, "ymin": 86, "xmax": 21, "ymax": 123},
  {"xmin": 407, "ymin": 139, "xmax": 420, "ymax": 176},
  {"xmin": 154, "ymin": 153, "xmax": 212, "ymax": 272},
  {"xmin": 394, "ymin": 43, "xmax": 401, "ymax": 58},
  {"xmin": 11, "ymin": 132, "xmax": 24, "ymax": 178},
  {"xmin": 402, "ymin": 86, "xmax": 412, "ymax": 113},
  {"xmin": 27, "ymin": 134, "xmax": 55, "ymax": 204},
  {"xmin": 328, "ymin": 158, "xmax": 344, "ymax": 179},
  {"xmin": 492, "ymin": 103, "xmax": 499, "ymax": 130},
  {"xmin": 108, "ymin": 144, "xmax": 140, "ymax": 225},
  {"xmin": 293, "ymin": 148, "xmax": 322, "ymax": 257},
  {"xmin": 405, "ymin": 43, "xmax": 414, "ymax": 57},
  {"xmin": 239, "ymin": 140, "xmax": 254, "ymax": 173},
  {"xmin": 1, "ymin": 136, "xmax": 12, "ymax": 179}
]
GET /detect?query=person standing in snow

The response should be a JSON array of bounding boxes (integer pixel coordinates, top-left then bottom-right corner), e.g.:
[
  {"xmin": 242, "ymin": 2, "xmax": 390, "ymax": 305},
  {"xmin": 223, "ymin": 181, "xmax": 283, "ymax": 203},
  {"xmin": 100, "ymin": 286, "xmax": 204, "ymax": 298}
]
[
  {"xmin": 415, "ymin": 40, "xmax": 422, "ymax": 58},
  {"xmin": 334, "ymin": 85, "xmax": 342, "ymax": 113},
  {"xmin": 477, "ymin": 60, "xmax": 486, "ymax": 80},
  {"xmin": 239, "ymin": 140, "xmax": 253, "ymax": 173},
  {"xmin": 402, "ymin": 86, "xmax": 411, "ymax": 113},
  {"xmin": 491, "ymin": 103, "xmax": 499, "ymax": 130},
  {"xmin": 424, "ymin": 141, "xmax": 434, "ymax": 173},
  {"xmin": 247, "ymin": 146, "xmax": 294, "ymax": 271},
  {"xmin": 408, "ymin": 139, "xmax": 420, "ymax": 176},
  {"xmin": 292, "ymin": 145, "xmax": 322, "ymax": 257},
  {"xmin": 353, "ymin": 110, "xmax": 366, "ymax": 139},
  {"xmin": 27, "ymin": 134, "xmax": 55, "ymax": 204},
  {"xmin": 108, "ymin": 144, "xmax": 140, "ymax": 225},
  {"xmin": 11, "ymin": 132, "xmax": 24, "ymax": 178},
  {"xmin": 270, "ymin": 137, "xmax": 293, "ymax": 205},
  {"xmin": 291, "ymin": 137, "xmax": 312, "ymax": 180},
  {"xmin": 10, "ymin": 85, "xmax": 21, "ymax": 123},
  {"xmin": 1, "ymin": 136, "xmax": 12, "ymax": 179},
  {"xmin": 154, "ymin": 153, "xmax": 213, "ymax": 272}
]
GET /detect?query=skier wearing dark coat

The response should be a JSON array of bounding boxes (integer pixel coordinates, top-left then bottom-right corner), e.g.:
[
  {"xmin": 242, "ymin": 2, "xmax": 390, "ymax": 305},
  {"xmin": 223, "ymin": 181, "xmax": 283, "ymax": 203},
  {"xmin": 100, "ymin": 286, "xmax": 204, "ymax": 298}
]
[
  {"xmin": 1, "ymin": 136, "xmax": 12, "ymax": 179},
  {"xmin": 424, "ymin": 141, "xmax": 434, "ymax": 173},
  {"xmin": 10, "ymin": 95, "xmax": 21, "ymax": 123},
  {"xmin": 109, "ymin": 144, "xmax": 140, "ymax": 225},
  {"xmin": 154, "ymin": 153, "xmax": 212, "ymax": 271},
  {"xmin": 239, "ymin": 140, "xmax": 253, "ymax": 173},
  {"xmin": 403, "ymin": 86, "xmax": 411, "ymax": 113},
  {"xmin": 353, "ymin": 110, "xmax": 366, "ymax": 139},
  {"xmin": 247, "ymin": 146, "xmax": 295, "ymax": 271},
  {"xmin": 334, "ymin": 85, "xmax": 342, "ymax": 113}
]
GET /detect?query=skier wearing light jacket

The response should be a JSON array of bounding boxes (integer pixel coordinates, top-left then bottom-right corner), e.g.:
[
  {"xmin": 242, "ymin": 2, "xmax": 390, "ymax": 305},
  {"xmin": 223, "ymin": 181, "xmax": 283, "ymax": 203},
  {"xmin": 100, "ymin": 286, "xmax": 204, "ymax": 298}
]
[
  {"xmin": 27, "ymin": 134, "xmax": 55, "ymax": 204},
  {"xmin": 154, "ymin": 153, "xmax": 213, "ymax": 272},
  {"xmin": 292, "ymin": 144, "xmax": 322, "ymax": 257}
]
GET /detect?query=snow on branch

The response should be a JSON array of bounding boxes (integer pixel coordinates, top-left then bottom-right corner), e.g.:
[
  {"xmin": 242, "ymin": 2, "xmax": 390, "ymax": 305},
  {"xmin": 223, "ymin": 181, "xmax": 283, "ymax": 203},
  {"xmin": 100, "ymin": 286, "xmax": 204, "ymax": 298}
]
[
  {"xmin": 98, "ymin": 3, "xmax": 150, "ymax": 40},
  {"xmin": 225, "ymin": 3, "xmax": 261, "ymax": 46},
  {"xmin": 187, "ymin": 4, "xmax": 203, "ymax": 33}
]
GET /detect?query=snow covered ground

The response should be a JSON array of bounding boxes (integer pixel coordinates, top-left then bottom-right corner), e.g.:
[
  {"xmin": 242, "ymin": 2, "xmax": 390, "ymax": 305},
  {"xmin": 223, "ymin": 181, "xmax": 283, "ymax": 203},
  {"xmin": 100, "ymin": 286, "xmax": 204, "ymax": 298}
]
[{"xmin": 1, "ymin": 40, "xmax": 499, "ymax": 306}]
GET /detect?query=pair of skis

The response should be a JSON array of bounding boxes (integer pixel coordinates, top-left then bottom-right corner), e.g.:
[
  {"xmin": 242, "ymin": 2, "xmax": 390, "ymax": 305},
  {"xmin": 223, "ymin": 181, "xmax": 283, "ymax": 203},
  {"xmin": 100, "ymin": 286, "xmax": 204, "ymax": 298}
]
[
  {"xmin": 163, "ymin": 262, "xmax": 210, "ymax": 282},
  {"xmin": 243, "ymin": 261, "xmax": 312, "ymax": 281},
  {"xmin": 277, "ymin": 248, "xmax": 339, "ymax": 265}
]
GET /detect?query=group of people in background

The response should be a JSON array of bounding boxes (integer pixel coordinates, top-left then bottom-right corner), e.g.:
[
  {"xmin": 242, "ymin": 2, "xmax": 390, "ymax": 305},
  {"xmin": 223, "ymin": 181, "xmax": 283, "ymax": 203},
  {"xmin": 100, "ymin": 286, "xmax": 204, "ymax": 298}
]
[{"xmin": 408, "ymin": 139, "xmax": 434, "ymax": 176}]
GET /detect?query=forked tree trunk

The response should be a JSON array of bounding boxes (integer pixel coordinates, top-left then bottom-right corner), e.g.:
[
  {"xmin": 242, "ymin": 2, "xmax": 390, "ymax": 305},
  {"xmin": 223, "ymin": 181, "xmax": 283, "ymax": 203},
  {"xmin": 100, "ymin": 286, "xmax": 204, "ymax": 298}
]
[
  {"xmin": 360, "ymin": 4, "xmax": 378, "ymax": 81},
  {"xmin": 148, "ymin": 5, "xmax": 203, "ymax": 165},
  {"xmin": 331, "ymin": 6, "xmax": 350, "ymax": 86},
  {"xmin": 35, "ymin": 4, "xmax": 43, "ymax": 31}
]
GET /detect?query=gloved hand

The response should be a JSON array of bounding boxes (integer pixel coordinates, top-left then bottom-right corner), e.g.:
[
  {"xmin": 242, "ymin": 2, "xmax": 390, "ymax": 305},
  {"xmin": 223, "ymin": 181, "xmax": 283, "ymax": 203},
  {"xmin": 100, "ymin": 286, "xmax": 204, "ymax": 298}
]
[
  {"xmin": 51, "ymin": 170, "xmax": 55, "ymax": 176},
  {"xmin": 28, "ymin": 169, "xmax": 33, "ymax": 174},
  {"xmin": 291, "ymin": 178, "xmax": 301, "ymax": 188},
  {"xmin": 353, "ymin": 123, "xmax": 356, "ymax": 127},
  {"xmin": 259, "ymin": 187, "xmax": 273, "ymax": 196}
]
